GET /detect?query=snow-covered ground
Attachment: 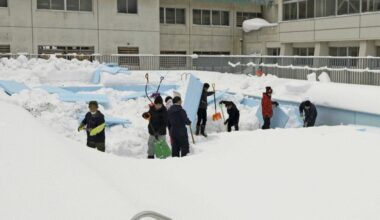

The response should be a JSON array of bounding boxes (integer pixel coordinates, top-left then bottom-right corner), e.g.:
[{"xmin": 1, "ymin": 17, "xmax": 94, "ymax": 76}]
[
  {"xmin": 1, "ymin": 100, "xmax": 380, "ymax": 220},
  {"xmin": 1, "ymin": 56, "xmax": 380, "ymax": 219}
]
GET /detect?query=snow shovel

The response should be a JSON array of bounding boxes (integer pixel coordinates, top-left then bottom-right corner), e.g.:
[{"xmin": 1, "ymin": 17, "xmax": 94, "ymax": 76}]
[
  {"xmin": 219, "ymin": 103, "xmax": 226, "ymax": 121},
  {"xmin": 154, "ymin": 139, "xmax": 172, "ymax": 159},
  {"xmin": 145, "ymin": 73, "xmax": 153, "ymax": 104},
  {"xmin": 189, "ymin": 125, "xmax": 195, "ymax": 144},
  {"xmin": 211, "ymin": 83, "xmax": 222, "ymax": 121}
]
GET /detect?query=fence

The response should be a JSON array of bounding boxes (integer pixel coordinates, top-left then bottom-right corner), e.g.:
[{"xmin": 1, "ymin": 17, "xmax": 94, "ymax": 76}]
[{"xmin": 1, "ymin": 53, "xmax": 380, "ymax": 86}]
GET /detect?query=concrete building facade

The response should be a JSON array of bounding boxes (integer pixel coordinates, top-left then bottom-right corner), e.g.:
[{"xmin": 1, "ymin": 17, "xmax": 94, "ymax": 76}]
[
  {"xmin": 0, "ymin": 0, "xmax": 261, "ymax": 55},
  {"xmin": 245, "ymin": 0, "xmax": 380, "ymax": 57}
]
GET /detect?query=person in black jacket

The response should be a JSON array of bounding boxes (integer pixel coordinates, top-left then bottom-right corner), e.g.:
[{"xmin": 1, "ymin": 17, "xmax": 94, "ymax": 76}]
[
  {"xmin": 196, "ymin": 83, "xmax": 214, "ymax": 137},
  {"xmin": 299, "ymin": 100, "xmax": 318, "ymax": 127},
  {"xmin": 219, "ymin": 100, "xmax": 240, "ymax": 132},
  {"xmin": 167, "ymin": 96, "xmax": 191, "ymax": 157},
  {"xmin": 142, "ymin": 96, "xmax": 168, "ymax": 159},
  {"xmin": 78, "ymin": 101, "xmax": 106, "ymax": 152}
]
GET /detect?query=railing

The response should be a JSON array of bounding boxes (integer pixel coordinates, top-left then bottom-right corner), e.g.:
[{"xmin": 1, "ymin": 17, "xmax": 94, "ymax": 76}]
[
  {"xmin": 131, "ymin": 211, "xmax": 172, "ymax": 220},
  {"xmin": 1, "ymin": 53, "xmax": 380, "ymax": 86}
]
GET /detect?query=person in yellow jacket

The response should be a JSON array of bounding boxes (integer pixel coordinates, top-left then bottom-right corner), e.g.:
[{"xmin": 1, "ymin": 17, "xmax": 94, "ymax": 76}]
[{"xmin": 78, "ymin": 101, "xmax": 106, "ymax": 152}]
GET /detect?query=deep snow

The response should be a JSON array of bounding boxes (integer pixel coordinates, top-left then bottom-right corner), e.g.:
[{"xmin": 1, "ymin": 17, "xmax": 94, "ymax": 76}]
[{"xmin": 1, "ymin": 100, "xmax": 380, "ymax": 220}]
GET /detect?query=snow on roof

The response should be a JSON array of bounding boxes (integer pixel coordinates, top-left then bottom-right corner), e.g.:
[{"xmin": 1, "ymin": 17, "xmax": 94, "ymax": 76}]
[{"xmin": 242, "ymin": 18, "xmax": 277, "ymax": 32}]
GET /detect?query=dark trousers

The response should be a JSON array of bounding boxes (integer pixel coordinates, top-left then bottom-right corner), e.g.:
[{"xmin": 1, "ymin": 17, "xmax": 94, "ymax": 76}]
[
  {"xmin": 304, "ymin": 119, "xmax": 316, "ymax": 127},
  {"xmin": 262, "ymin": 117, "xmax": 271, "ymax": 130},
  {"xmin": 197, "ymin": 108, "xmax": 207, "ymax": 126},
  {"xmin": 227, "ymin": 122, "xmax": 239, "ymax": 132},
  {"xmin": 171, "ymin": 136, "xmax": 189, "ymax": 157},
  {"xmin": 87, "ymin": 141, "xmax": 105, "ymax": 152}
]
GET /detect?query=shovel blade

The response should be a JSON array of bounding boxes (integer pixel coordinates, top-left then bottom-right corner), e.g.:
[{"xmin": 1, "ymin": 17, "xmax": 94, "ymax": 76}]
[{"xmin": 212, "ymin": 112, "xmax": 222, "ymax": 121}]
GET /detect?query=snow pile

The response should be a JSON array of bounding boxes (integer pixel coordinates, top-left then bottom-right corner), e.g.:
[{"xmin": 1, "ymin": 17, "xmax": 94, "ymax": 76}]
[
  {"xmin": 307, "ymin": 72, "xmax": 317, "ymax": 81},
  {"xmin": 1, "ymin": 100, "xmax": 380, "ymax": 220},
  {"xmin": 242, "ymin": 18, "xmax": 278, "ymax": 32},
  {"xmin": 0, "ymin": 55, "xmax": 100, "ymax": 85},
  {"xmin": 318, "ymin": 71, "xmax": 331, "ymax": 83}
]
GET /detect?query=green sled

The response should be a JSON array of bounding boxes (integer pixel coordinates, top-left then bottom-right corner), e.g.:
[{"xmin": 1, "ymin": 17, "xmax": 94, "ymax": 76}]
[{"xmin": 154, "ymin": 139, "xmax": 172, "ymax": 159}]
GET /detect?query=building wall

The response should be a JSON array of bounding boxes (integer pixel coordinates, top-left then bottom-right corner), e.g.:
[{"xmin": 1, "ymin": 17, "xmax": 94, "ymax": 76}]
[
  {"xmin": 0, "ymin": 0, "xmax": 160, "ymax": 54},
  {"xmin": 245, "ymin": 1, "xmax": 380, "ymax": 56},
  {"xmin": 159, "ymin": 0, "xmax": 261, "ymax": 54}
]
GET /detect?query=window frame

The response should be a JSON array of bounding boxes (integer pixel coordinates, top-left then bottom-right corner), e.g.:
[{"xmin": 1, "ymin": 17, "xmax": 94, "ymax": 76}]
[
  {"xmin": 117, "ymin": 0, "xmax": 138, "ymax": 14},
  {"xmin": 160, "ymin": 7, "xmax": 186, "ymax": 25},
  {"xmin": 192, "ymin": 9, "xmax": 230, "ymax": 26},
  {"xmin": 36, "ymin": 0, "xmax": 93, "ymax": 12}
]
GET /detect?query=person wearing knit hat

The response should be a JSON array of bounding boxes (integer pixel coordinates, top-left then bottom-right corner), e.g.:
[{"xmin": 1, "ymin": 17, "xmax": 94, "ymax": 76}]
[
  {"xmin": 142, "ymin": 95, "xmax": 168, "ymax": 159},
  {"xmin": 261, "ymin": 86, "xmax": 279, "ymax": 130}
]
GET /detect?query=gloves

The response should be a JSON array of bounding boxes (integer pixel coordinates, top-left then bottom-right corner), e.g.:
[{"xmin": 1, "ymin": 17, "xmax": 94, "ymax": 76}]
[
  {"xmin": 142, "ymin": 112, "xmax": 151, "ymax": 120},
  {"xmin": 78, "ymin": 124, "xmax": 85, "ymax": 132},
  {"xmin": 154, "ymin": 133, "xmax": 159, "ymax": 140},
  {"xmin": 219, "ymin": 101, "xmax": 224, "ymax": 105},
  {"xmin": 273, "ymin": 101, "xmax": 279, "ymax": 107}
]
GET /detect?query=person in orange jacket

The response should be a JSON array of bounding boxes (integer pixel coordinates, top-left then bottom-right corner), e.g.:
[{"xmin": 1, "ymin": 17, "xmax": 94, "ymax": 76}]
[{"xmin": 261, "ymin": 86, "xmax": 279, "ymax": 130}]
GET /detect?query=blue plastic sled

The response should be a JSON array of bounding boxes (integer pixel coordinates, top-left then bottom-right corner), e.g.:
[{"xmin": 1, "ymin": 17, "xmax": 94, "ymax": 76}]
[
  {"xmin": 255, "ymin": 105, "xmax": 290, "ymax": 128},
  {"xmin": 207, "ymin": 89, "xmax": 229, "ymax": 105},
  {"xmin": 0, "ymin": 80, "xmax": 29, "ymax": 95},
  {"xmin": 183, "ymin": 74, "xmax": 204, "ymax": 129}
]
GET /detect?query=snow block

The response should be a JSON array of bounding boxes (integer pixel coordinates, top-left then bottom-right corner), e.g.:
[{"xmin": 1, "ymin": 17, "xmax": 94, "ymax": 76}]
[
  {"xmin": 207, "ymin": 89, "xmax": 229, "ymax": 105},
  {"xmin": 0, "ymin": 80, "xmax": 29, "ymax": 95},
  {"xmin": 59, "ymin": 93, "xmax": 109, "ymax": 105},
  {"xmin": 39, "ymin": 85, "xmax": 109, "ymax": 105},
  {"xmin": 62, "ymin": 84, "xmax": 178, "ymax": 93},
  {"xmin": 183, "ymin": 74, "xmax": 203, "ymax": 129},
  {"xmin": 255, "ymin": 105, "xmax": 290, "ymax": 128},
  {"xmin": 91, "ymin": 65, "xmax": 130, "ymax": 84},
  {"xmin": 104, "ymin": 116, "xmax": 131, "ymax": 127},
  {"xmin": 241, "ymin": 97, "xmax": 260, "ymax": 107},
  {"xmin": 79, "ymin": 114, "xmax": 131, "ymax": 127}
]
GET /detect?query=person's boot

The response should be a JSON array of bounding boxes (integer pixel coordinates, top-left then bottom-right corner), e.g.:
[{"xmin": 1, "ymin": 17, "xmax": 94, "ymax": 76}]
[
  {"xmin": 201, "ymin": 125, "xmax": 207, "ymax": 137},
  {"xmin": 147, "ymin": 155, "xmax": 154, "ymax": 159},
  {"xmin": 195, "ymin": 125, "xmax": 200, "ymax": 136}
]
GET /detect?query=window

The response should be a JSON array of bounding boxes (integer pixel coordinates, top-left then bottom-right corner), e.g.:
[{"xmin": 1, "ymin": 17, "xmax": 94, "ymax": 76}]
[
  {"xmin": 0, "ymin": 45, "xmax": 10, "ymax": 53},
  {"xmin": 37, "ymin": 0, "xmax": 64, "ymax": 10},
  {"xmin": 118, "ymin": 47, "xmax": 139, "ymax": 67},
  {"xmin": 329, "ymin": 47, "xmax": 359, "ymax": 56},
  {"xmin": 362, "ymin": 0, "xmax": 380, "ymax": 12},
  {"xmin": 293, "ymin": 47, "xmax": 314, "ymax": 56},
  {"xmin": 193, "ymin": 9, "xmax": 229, "ymax": 26},
  {"xmin": 37, "ymin": 0, "xmax": 91, "ymax": 11},
  {"xmin": 283, "ymin": 0, "xmax": 314, "ymax": 20},
  {"xmin": 160, "ymin": 8, "xmax": 185, "ymax": 24},
  {"xmin": 67, "ymin": 0, "xmax": 92, "ymax": 11},
  {"xmin": 0, "ymin": 0, "xmax": 7, "ymax": 7},
  {"xmin": 117, "ymin": 0, "xmax": 137, "ymax": 14},
  {"xmin": 267, "ymin": 48, "xmax": 280, "ymax": 56},
  {"xmin": 316, "ymin": 0, "xmax": 336, "ymax": 17},
  {"xmin": 38, "ymin": 45, "xmax": 94, "ymax": 60},
  {"xmin": 337, "ymin": 0, "xmax": 360, "ymax": 15},
  {"xmin": 236, "ymin": 12, "xmax": 262, "ymax": 27},
  {"xmin": 193, "ymin": 51, "xmax": 230, "ymax": 55},
  {"xmin": 160, "ymin": 51, "xmax": 187, "ymax": 68}
]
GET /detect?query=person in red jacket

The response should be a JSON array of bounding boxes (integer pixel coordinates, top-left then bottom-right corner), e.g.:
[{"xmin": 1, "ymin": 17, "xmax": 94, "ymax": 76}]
[{"xmin": 261, "ymin": 86, "xmax": 279, "ymax": 130}]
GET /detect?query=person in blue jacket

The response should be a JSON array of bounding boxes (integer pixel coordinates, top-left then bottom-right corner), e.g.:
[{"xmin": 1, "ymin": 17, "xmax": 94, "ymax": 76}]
[
  {"xmin": 167, "ymin": 96, "xmax": 191, "ymax": 157},
  {"xmin": 78, "ymin": 101, "xmax": 106, "ymax": 152}
]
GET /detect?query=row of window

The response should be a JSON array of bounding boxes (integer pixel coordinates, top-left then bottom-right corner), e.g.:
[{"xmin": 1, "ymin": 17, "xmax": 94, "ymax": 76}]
[
  {"xmin": 160, "ymin": 7, "xmax": 262, "ymax": 27},
  {"xmin": 267, "ymin": 46, "xmax": 360, "ymax": 56},
  {"xmin": 35, "ymin": 0, "xmax": 138, "ymax": 13},
  {"xmin": 284, "ymin": 0, "xmax": 380, "ymax": 21}
]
